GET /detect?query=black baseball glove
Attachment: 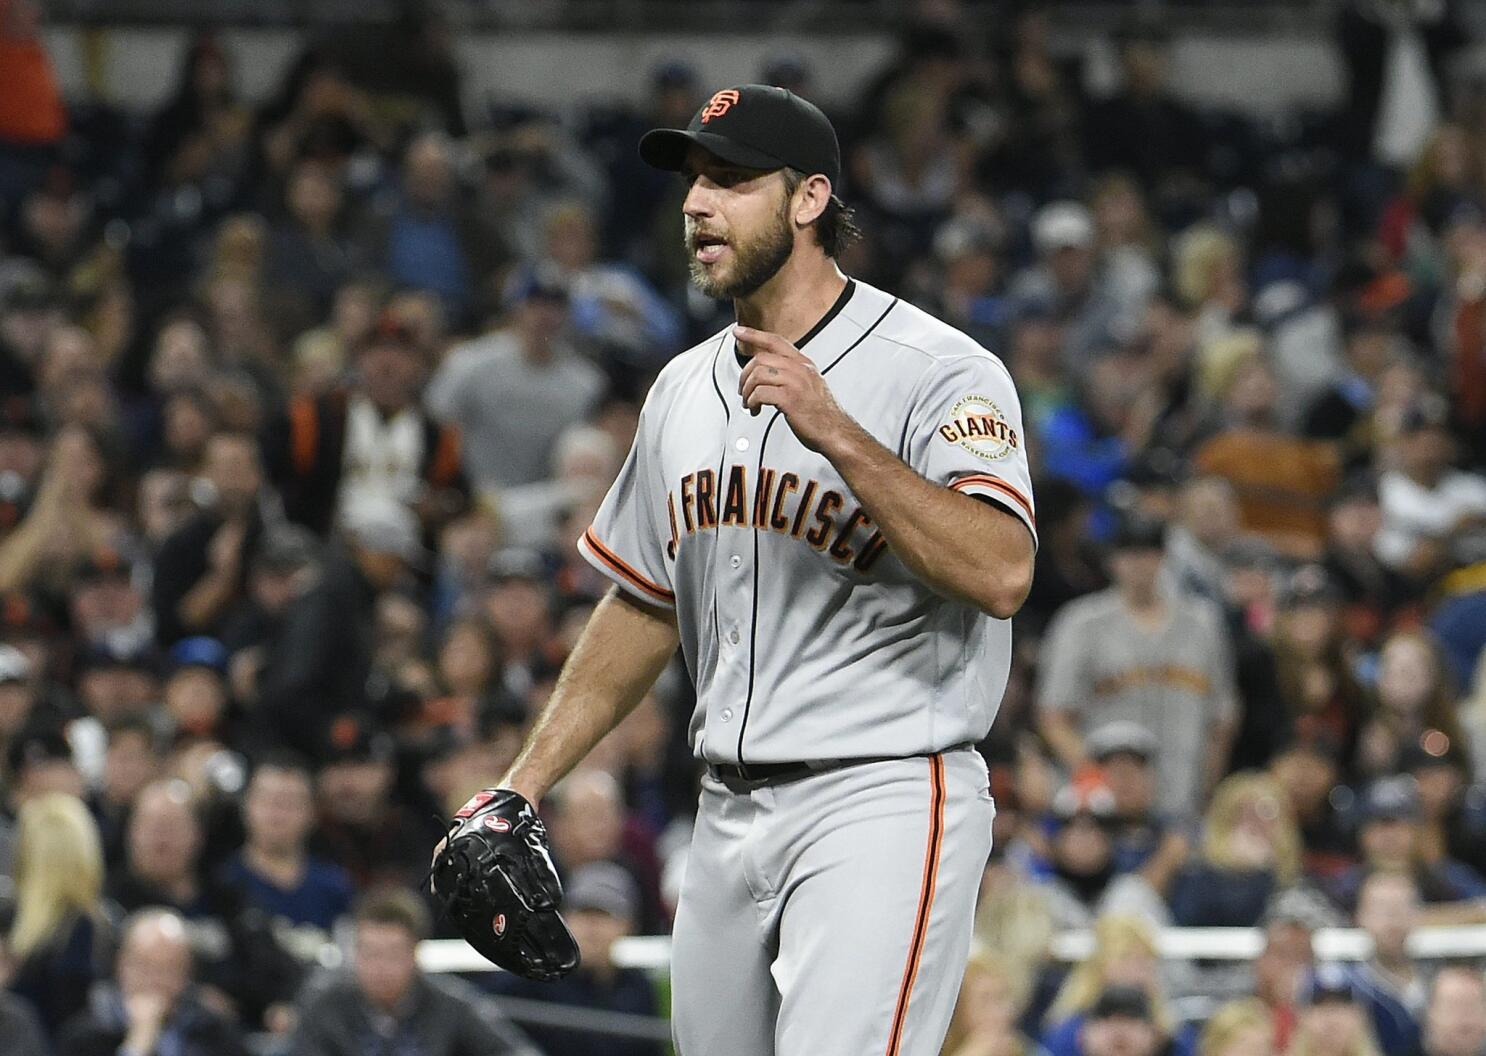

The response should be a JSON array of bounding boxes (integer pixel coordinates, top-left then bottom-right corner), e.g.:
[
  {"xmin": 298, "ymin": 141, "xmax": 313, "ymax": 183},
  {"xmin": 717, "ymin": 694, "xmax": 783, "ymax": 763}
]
[{"xmin": 431, "ymin": 788, "xmax": 580, "ymax": 981}]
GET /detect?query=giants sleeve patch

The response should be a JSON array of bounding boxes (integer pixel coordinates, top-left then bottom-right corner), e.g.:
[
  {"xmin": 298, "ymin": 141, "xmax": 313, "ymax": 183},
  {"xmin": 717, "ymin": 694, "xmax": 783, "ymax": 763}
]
[{"xmin": 937, "ymin": 395, "xmax": 1019, "ymax": 462}]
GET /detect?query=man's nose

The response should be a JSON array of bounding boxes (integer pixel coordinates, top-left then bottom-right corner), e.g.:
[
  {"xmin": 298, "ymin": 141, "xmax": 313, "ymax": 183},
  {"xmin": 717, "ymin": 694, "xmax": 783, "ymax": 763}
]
[{"xmin": 683, "ymin": 180, "xmax": 715, "ymax": 220}]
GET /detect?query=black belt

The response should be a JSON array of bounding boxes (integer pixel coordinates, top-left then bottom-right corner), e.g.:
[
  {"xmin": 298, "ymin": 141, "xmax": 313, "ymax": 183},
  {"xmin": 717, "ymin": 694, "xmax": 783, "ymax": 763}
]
[{"xmin": 707, "ymin": 756, "xmax": 897, "ymax": 792}]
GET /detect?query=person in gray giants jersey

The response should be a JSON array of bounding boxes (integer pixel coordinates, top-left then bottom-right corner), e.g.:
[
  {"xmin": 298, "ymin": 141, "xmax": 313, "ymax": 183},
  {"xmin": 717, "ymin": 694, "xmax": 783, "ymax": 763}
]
[{"xmin": 467, "ymin": 85, "xmax": 1036, "ymax": 1055}]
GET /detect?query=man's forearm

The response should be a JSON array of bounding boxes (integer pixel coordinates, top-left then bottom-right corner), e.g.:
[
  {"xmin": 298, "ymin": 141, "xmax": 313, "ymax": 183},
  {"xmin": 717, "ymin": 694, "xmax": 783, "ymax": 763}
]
[
  {"xmin": 501, "ymin": 587, "xmax": 679, "ymax": 803},
  {"xmin": 821, "ymin": 420, "xmax": 1034, "ymax": 618},
  {"xmin": 177, "ymin": 568, "xmax": 237, "ymax": 631},
  {"xmin": 1203, "ymin": 721, "xmax": 1235, "ymax": 795},
  {"xmin": 1038, "ymin": 710, "xmax": 1087, "ymax": 771}
]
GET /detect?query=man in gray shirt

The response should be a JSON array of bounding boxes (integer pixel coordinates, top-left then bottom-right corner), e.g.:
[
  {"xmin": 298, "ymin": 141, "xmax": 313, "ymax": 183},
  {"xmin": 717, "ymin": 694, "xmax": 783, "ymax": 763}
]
[
  {"xmin": 1037, "ymin": 515, "xmax": 1239, "ymax": 819},
  {"xmin": 426, "ymin": 268, "xmax": 605, "ymax": 496}
]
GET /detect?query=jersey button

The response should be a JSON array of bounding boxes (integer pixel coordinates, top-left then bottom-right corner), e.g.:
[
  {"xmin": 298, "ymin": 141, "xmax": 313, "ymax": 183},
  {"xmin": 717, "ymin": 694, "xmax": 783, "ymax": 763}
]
[
  {"xmin": 729, "ymin": 555, "xmax": 742, "ymax": 569},
  {"xmin": 721, "ymin": 708, "xmax": 734, "ymax": 722},
  {"xmin": 735, "ymin": 437, "xmax": 750, "ymax": 451},
  {"xmin": 728, "ymin": 629, "xmax": 741, "ymax": 645}
]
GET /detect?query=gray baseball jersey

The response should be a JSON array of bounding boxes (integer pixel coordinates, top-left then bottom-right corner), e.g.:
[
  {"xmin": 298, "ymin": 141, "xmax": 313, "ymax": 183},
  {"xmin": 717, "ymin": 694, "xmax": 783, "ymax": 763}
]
[
  {"xmin": 578, "ymin": 278, "xmax": 1037, "ymax": 766},
  {"xmin": 578, "ymin": 277, "xmax": 1033, "ymax": 1056}
]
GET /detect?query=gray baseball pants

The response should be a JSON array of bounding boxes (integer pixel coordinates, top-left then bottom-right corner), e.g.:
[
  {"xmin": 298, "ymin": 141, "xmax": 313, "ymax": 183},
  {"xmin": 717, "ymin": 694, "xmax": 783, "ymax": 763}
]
[{"xmin": 670, "ymin": 747, "xmax": 995, "ymax": 1056}]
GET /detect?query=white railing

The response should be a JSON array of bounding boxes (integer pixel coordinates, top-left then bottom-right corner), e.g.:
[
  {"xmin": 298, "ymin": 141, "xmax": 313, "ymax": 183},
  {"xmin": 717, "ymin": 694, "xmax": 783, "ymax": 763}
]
[{"xmin": 416, "ymin": 925, "xmax": 1486, "ymax": 975}]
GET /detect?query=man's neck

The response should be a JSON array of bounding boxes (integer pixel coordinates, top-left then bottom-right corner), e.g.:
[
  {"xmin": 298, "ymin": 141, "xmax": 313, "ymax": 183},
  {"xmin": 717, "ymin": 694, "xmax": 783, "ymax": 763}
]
[
  {"xmin": 1122, "ymin": 591, "xmax": 1167, "ymax": 624},
  {"xmin": 1371, "ymin": 951, "xmax": 1415, "ymax": 986},
  {"xmin": 733, "ymin": 251, "xmax": 847, "ymax": 345},
  {"xmin": 245, "ymin": 843, "xmax": 305, "ymax": 884},
  {"xmin": 520, "ymin": 332, "xmax": 556, "ymax": 366},
  {"xmin": 1407, "ymin": 465, "xmax": 1446, "ymax": 490}
]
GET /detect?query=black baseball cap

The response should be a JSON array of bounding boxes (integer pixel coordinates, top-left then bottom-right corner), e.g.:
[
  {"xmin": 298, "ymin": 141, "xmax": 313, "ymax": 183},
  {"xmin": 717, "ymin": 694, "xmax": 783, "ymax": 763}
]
[
  {"xmin": 1089, "ymin": 985, "xmax": 1154, "ymax": 1023},
  {"xmin": 1109, "ymin": 514, "xmax": 1166, "ymax": 552},
  {"xmin": 639, "ymin": 84, "xmax": 841, "ymax": 188}
]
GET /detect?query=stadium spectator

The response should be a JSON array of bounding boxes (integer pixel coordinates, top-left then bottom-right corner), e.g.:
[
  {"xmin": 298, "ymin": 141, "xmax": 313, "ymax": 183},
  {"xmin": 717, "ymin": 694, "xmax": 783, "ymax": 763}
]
[
  {"xmin": 56, "ymin": 908, "xmax": 248, "ymax": 1056},
  {"xmin": 1088, "ymin": 723, "xmax": 1187, "ymax": 888},
  {"xmin": 1199, "ymin": 999, "xmax": 1275, "ymax": 1056},
  {"xmin": 1079, "ymin": 985, "xmax": 1169, "ymax": 1056},
  {"xmin": 1322, "ymin": 477, "xmax": 1412, "ymax": 644},
  {"xmin": 6, "ymin": 792, "xmax": 111, "ymax": 1038},
  {"xmin": 1252, "ymin": 903, "xmax": 1322, "ymax": 1053},
  {"xmin": 1010, "ymin": 201, "xmax": 1123, "ymax": 370},
  {"xmin": 1085, "ymin": 26, "xmax": 1206, "ymax": 194},
  {"xmin": 1329, "ymin": 777, "xmax": 1486, "ymax": 915},
  {"xmin": 1403, "ymin": 741, "xmax": 1486, "ymax": 880},
  {"xmin": 255, "ymin": 496, "xmax": 422, "ymax": 754},
  {"xmin": 290, "ymin": 886, "xmax": 535, "ymax": 1056},
  {"xmin": 1416, "ymin": 967, "xmax": 1486, "ymax": 1056},
  {"xmin": 89, "ymin": 716, "xmax": 162, "ymax": 868},
  {"xmin": 1375, "ymin": 397, "xmax": 1486, "ymax": 582},
  {"xmin": 546, "ymin": 767, "xmax": 666, "ymax": 934},
  {"xmin": 1266, "ymin": 567, "xmax": 1368, "ymax": 773},
  {"xmin": 0, "ymin": 984, "xmax": 47, "ymax": 1056},
  {"xmin": 539, "ymin": 199, "xmax": 681, "ymax": 374},
  {"xmin": 1288, "ymin": 967, "xmax": 1385, "ymax": 1056},
  {"xmin": 490, "ymin": 861, "xmax": 664, "ymax": 1056},
  {"xmin": 264, "ymin": 158, "xmax": 362, "ymax": 332},
  {"xmin": 1348, "ymin": 870, "xmax": 1426, "ymax": 1052},
  {"xmin": 1356, "ymin": 631, "xmax": 1468, "ymax": 782},
  {"xmin": 1267, "ymin": 736, "xmax": 1353, "ymax": 881},
  {"xmin": 1168, "ymin": 773, "xmax": 1302, "ymax": 928},
  {"xmin": 275, "ymin": 312, "xmax": 465, "ymax": 537},
  {"xmin": 1042, "ymin": 916, "xmax": 1191, "ymax": 1056},
  {"xmin": 364, "ymin": 132, "xmax": 485, "ymax": 319},
  {"xmin": 1194, "ymin": 350, "xmax": 1342, "ymax": 559},
  {"xmin": 944, "ymin": 948, "xmax": 1039, "ymax": 1056},
  {"xmin": 108, "ymin": 778, "xmax": 300, "ymax": 1026},
  {"xmin": 221, "ymin": 754, "xmax": 353, "ymax": 933},
  {"xmin": 1037, "ymin": 515, "xmax": 1239, "ymax": 818},
  {"xmin": 0, "ymin": 725, "xmax": 84, "ymax": 870},
  {"xmin": 311, "ymin": 714, "xmax": 441, "ymax": 891},
  {"xmin": 426, "ymin": 265, "xmax": 605, "ymax": 496}
]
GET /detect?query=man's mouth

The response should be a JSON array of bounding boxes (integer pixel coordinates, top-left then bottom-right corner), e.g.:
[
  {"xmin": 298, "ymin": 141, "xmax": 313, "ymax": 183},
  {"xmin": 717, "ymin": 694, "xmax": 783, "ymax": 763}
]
[{"xmin": 693, "ymin": 233, "xmax": 728, "ymax": 265}]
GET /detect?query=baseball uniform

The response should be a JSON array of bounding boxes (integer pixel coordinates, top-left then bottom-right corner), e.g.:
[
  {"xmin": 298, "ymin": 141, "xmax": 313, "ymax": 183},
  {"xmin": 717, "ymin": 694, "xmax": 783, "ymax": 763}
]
[{"xmin": 577, "ymin": 277, "xmax": 1035, "ymax": 1055}]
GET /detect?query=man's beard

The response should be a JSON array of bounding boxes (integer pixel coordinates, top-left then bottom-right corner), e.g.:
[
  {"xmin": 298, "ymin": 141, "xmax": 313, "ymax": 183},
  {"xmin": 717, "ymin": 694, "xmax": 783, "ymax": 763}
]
[{"xmin": 687, "ymin": 204, "xmax": 795, "ymax": 300}]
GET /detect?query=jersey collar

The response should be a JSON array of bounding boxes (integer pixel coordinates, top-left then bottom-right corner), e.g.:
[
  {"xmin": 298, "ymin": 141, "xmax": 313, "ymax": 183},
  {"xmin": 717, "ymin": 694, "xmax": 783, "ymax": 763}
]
[{"xmin": 732, "ymin": 279, "xmax": 857, "ymax": 368}]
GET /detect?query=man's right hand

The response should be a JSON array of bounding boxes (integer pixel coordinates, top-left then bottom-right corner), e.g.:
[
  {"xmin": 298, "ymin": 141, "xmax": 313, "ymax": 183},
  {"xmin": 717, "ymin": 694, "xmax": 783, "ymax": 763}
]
[
  {"xmin": 123, "ymin": 991, "xmax": 170, "ymax": 1052},
  {"xmin": 208, "ymin": 518, "xmax": 248, "ymax": 573}
]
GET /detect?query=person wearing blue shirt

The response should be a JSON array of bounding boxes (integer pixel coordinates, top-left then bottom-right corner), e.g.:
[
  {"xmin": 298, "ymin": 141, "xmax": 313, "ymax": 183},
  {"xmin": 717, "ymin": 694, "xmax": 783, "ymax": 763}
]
[{"xmin": 221, "ymin": 754, "xmax": 353, "ymax": 932}]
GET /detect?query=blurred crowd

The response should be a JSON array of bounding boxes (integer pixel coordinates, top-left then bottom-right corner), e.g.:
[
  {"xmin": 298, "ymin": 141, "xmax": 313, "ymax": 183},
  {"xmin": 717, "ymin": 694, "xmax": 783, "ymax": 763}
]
[{"xmin": 2, "ymin": 0, "xmax": 1486, "ymax": 1053}]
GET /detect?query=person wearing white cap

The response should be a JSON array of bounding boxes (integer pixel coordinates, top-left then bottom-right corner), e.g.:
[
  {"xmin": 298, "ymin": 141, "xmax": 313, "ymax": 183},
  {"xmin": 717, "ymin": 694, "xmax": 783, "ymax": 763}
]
[
  {"xmin": 1009, "ymin": 201, "xmax": 1124, "ymax": 368},
  {"xmin": 256, "ymin": 494, "xmax": 425, "ymax": 756}
]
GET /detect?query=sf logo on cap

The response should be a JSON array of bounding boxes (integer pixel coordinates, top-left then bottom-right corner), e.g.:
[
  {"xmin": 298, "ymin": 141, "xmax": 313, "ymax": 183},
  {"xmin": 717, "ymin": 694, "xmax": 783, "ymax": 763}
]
[{"xmin": 701, "ymin": 89, "xmax": 741, "ymax": 123}]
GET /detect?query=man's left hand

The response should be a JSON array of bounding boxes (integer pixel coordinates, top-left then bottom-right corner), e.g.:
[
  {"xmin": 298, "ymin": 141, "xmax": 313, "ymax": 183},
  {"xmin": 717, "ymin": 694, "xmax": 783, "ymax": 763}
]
[{"xmin": 735, "ymin": 325, "xmax": 852, "ymax": 454}]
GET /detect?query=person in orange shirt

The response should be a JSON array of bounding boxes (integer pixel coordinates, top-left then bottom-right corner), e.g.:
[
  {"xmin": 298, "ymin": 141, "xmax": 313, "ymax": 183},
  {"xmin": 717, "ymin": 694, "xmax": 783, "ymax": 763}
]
[
  {"xmin": 1195, "ymin": 350, "xmax": 1341, "ymax": 560},
  {"xmin": 0, "ymin": 0, "xmax": 67, "ymax": 201}
]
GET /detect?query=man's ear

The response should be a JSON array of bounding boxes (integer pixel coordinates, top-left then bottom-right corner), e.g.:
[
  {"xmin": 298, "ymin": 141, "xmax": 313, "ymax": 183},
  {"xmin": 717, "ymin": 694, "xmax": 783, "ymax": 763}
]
[{"xmin": 792, "ymin": 174, "xmax": 831, "ymax": 229}]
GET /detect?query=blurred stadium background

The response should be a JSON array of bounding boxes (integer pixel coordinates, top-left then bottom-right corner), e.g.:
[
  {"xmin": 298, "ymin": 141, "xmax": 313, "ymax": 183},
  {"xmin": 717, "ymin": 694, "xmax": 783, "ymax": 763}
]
[{"xmin": 5, "ymin": 1, "xmax": 1486, "ymax": 1055}]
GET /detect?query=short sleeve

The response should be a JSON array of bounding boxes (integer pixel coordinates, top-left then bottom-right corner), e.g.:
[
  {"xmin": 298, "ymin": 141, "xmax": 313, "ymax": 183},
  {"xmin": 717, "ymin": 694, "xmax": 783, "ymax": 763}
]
[
  {"xmin": 576, "ymin": 399, "xmax": 676, "ymax": 609},
  {"xmin": 903, "ymin": 352, "xmax": 1037, "ymax": 547}
]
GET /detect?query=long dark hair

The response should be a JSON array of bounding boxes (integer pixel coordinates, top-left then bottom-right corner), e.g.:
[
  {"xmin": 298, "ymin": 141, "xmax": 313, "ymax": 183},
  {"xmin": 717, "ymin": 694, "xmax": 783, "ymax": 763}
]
[{"xmin": 781, "ymin": 168, "xmax": 863, "ymax": 260}]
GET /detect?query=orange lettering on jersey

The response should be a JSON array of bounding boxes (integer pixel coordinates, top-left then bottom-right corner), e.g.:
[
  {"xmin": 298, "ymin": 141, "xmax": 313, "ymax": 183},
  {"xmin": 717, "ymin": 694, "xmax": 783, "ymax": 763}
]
[
  {"xmin": 753, "ymin": 468, "xmax": 776, "ymax": 528},
  {"xmin": 696, "ymin": 469, "xmax": 717, "ymax": 530},
  {"xmin": 771, "ymin": 473, "xmax": 799, "ymax": 532},
  {"xmin": 680, "ymin": 473, "xmax": 696, "ymax": 532},
  {"xmin": 664, "ymin": 467, "xmax": 883, "ymax": 570},
  {"xmin": 700, "ymin": 89, "xmax": 741, "ymax": 123},
  {"xmin": 721, "ymin": 465, "xmax": 749, "ymax": 526},
  {"xmin": 854, "ymin": 532, "xmax": 889, "ymax": 571},
  {"xmin": 829, "ymin": 507, "xmax": 872, "ymax": 563},
  {"xmin": 806, "ymin": 490, "xmax": 843, "ymax": 549},
  {"xmin": 791, "ymin": 480, "xmax": 819, "ymax": 538}
]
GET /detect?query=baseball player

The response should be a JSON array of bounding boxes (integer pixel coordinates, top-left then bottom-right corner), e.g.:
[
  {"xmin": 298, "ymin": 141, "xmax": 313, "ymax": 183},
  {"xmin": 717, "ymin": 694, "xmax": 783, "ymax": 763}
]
[{"xmin": 432, "ymin": 84, "xmax": 1036, "ymax": 1055}]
